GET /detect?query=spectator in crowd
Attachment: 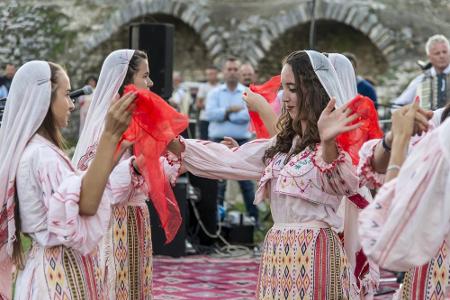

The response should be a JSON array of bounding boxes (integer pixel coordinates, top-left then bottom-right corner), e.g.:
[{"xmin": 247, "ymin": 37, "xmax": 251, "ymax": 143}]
[
  {"xmin": 239, "ymin": 63, "xmax": 256, "ymax": 87},
  {"xmin": 0, "ymin": 63, "xmax": 16, "ymax": 98},
  {"xmin": 169, "ymin": 71, "xmax": 192, "ymax": 115},
  {"xmin": 393, "ymin": 34, "xmax": 450, "ymax": 110},
  {"xmin": 205, "ymin": 57, "xmax": 258, "ymax": 223}
]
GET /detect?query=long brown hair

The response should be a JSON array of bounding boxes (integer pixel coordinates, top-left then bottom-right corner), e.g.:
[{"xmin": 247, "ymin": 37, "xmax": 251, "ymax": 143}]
[
  {"xmin": 118, "ymin": 50, "xmax": 148, "ymax": 95},
  {"xmin": 13, "ymin": 61, "xmax": 66, "ymax": 268},
  {"xmin": 40, "ymin": 62, "xmax": 67, "ymax": 149},
  {"xmin": 263, "ymin": 50, "xmax": 330, "ymax": 163}
]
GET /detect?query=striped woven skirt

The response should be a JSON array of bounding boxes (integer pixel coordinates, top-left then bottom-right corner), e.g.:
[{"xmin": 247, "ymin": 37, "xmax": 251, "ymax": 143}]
[
  {"xmin": 256, "ymin": 223, "xmax": 358, "ymax": 300},
  {"xmin": 396, "ymin": 243, "xmax": 450, "ymax": 300},
  {"xmin": 103, "ymin": 202, "xmax": 153, "ymax": 300},
  {"xmin": 14, "ymin": 243, "xmax": 103, "ymax": 300}
]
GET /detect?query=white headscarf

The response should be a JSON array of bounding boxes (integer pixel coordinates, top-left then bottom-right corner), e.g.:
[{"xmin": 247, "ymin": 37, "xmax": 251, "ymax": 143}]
[
  {"xmin": 0, "ymin": 61, "xmax": 52, "ymax": 298},
  {"xmin": 323, "ymin": 51, "xmax": 379, "ymax": 292},
  {"xmin": 328, "ymin": 53, "xmax": 358, "ymax": 102},
  {"xmin": 72, "ymin": 49, "xmax": 135, "ymax": 168},
  {"xmin": 305, "ymin": 50, "xmax": 346, "ymax": 107}
]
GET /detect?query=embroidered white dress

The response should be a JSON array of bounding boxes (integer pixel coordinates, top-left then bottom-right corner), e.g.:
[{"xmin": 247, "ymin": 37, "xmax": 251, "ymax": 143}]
[
  {"xmin": 14, "ymin": 135, "xmax": 141, "ymax": 300},
  {"xmin": 175, "ymin": 137, "xmax": 361, "ymax": 299}
]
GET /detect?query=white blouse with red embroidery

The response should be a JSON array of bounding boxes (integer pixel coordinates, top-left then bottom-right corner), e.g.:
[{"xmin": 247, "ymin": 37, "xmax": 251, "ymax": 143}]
[
  {"xmin": 16, "ymin": 134, "xmax": 143, "ymax": 255},
  {"xmin": 173, "ymin": 136, "xmax": 359, "ymax": 229}
]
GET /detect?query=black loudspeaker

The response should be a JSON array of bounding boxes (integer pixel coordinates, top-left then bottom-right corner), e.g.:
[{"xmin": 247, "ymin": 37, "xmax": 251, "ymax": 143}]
[
  {"xmin": 148, "ymin": 176, "xmax": 188, "ymax": 257},
  {"xmin": 222, "ymin": 224, "xmax": 254, "ymax": 245},
  {"xmin": 129, "ymin": 23, "xmax": 174, "ymax": 100}
]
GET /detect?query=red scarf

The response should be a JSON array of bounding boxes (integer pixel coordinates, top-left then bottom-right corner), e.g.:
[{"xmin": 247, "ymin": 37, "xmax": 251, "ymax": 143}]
[
  {"xmin": 118, "ymin": 85, "xmax": 188, "ymax": 243},
  {"xmin": 336, "ymin": 94, "xmax": 383, "ymax": 165},
  {"xmin": 248, "ymin": 75, "xmax": 281, "ymax": 138}
]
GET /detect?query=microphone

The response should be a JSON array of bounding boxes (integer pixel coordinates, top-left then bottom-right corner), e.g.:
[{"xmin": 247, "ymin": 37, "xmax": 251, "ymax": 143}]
[
  {"xmin": 1, "ymin": 85, "xmax": 95, "ymax": 124},
  {"xmin": 417, "ymin": 60, "xmax": 432, "ymax": 71},
  {"xmin": 70, "ymin": 85, "xmax": 93, "ymax": 100}
]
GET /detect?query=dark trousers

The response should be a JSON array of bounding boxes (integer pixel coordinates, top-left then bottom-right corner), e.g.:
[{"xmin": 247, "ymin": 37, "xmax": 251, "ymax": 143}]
[
  {"xmin": 212, "ymin": 138, "xmax": 258, "ymax": 222},
  {"xmin": 199, "ymin": 120, "xmax": 209, "ymax": 140}
]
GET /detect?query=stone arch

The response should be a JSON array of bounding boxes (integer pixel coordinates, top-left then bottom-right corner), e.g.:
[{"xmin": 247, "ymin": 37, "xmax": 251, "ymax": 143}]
[
  {"xmin": 72, "ymin": 2, "xmax": 226, "ymax": 83},
  {"xmin": 244, "ymin": 1, "xmax": 403, "ymax": 71},
  {"xmin": 83, "ymin": 0, "xmax": 225, "ymax": 63},
  {"xmin": 257, "ymin": 19, "xmax": 389, "ymax": 80}
]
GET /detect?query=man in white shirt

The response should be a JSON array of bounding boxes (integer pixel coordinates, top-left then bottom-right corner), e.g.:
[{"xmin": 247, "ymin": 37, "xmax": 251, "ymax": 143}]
[{"xmin": 169, "ymin": 71, "xmax": 192, "ymax": 116}]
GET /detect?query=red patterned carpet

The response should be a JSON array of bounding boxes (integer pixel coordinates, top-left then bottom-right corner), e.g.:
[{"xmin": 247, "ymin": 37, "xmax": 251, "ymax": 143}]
[
  {"xmin": 152, "ymin": 255, "xmax": 399, "ymax": 299},
  {"xmin": 153, "ymin": 256, "xmax": 259, "ymax": 299}
]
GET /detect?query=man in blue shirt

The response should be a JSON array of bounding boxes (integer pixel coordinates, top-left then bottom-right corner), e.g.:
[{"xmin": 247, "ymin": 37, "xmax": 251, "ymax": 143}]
[
  {"xmin": 205, "ymin": 57, "xmax": 258, "ymax": 224},
  {"xmin": 206, "ymin": 58, "xmax": 251, "ymax": 140}
]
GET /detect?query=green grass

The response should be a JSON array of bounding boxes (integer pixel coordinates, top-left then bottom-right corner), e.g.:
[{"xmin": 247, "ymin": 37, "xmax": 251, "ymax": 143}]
[
  {"xmin": 11, "ymin": 235, "xmax": 32, "ymax": 296},
  {"xmin": 21, "ymin": 234, "xmax": 32, "ymax": 252}
]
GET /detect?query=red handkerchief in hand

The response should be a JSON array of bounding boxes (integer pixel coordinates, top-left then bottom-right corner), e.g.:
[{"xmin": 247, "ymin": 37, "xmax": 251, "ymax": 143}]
[
  {"xmin": 119, "ymin": 84, "xmax": 189, "ymax": 243},
  {"xmin": 248, "ymin": 75, "xmax": 281, "ymax": 138},
  {"xmin": 336, "ymin": 95, "xmax": 382, "ymax": 165}
]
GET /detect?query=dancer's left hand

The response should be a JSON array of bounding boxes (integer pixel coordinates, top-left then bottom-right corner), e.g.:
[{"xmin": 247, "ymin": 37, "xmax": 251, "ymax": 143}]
[
  {"xmin": 318, "ymin": 97, "xmax": 361, "ymax": 143},
  {"xmin": 242, "ymin": 88, "xmax": 267, "ymax": 112}
]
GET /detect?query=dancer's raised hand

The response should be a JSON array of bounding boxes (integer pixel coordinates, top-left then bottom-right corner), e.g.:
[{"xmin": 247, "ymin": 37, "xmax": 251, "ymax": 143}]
[{"xmin": 318, "ymin": 97, "xmax": 361, "ymax": 143}]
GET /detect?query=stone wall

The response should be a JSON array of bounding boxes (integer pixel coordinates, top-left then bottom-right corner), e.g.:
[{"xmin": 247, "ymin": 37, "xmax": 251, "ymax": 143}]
[{"xmin": 0, "ymin": 1, "xmax": 75, "ymax": 65}]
